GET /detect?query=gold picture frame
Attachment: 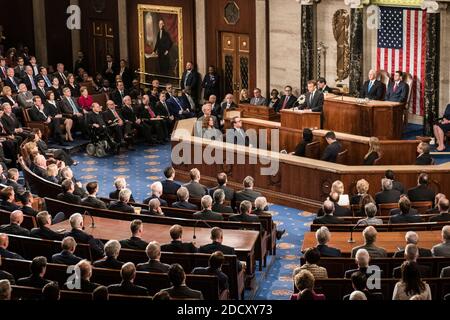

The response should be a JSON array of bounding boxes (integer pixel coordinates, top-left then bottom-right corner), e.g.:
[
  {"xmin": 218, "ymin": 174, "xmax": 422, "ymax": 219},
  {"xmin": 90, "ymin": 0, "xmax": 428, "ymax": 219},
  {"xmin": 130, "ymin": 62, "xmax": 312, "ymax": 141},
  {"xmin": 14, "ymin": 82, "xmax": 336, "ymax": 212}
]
[{"xmin": 138, "ymin": 4, "xmax": 184, "ymax": 84}]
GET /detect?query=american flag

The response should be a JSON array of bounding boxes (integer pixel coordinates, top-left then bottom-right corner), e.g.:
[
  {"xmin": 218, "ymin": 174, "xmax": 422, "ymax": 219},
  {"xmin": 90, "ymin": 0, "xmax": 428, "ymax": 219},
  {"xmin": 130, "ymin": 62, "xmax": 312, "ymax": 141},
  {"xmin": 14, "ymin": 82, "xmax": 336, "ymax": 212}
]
[{"xmin": 377, "ymin": 7, "xmax": 427, "ymax": 116}]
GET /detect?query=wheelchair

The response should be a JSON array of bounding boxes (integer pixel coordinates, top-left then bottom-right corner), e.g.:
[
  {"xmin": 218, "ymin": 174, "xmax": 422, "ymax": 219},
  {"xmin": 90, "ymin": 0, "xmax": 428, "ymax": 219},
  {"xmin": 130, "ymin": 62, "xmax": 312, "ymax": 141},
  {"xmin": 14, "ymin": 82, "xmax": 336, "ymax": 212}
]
[{"xmin": 86, "ymin": 126, "xmax": 119, "ymax": 158}]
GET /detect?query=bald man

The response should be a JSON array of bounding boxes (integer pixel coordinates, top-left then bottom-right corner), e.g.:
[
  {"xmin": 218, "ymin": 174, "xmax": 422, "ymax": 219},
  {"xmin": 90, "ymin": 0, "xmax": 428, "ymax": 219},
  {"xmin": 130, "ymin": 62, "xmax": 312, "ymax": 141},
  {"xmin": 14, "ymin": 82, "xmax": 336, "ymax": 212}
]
[
  {"xmin": 0, "ymin": 210, "xmax": 30, "ymax": 236},
  {"xmin": 360, "ymin": 69, "xmax": 385, "ymax": 101},
  {"xmin": 0, "ymin": 233, "xmax": 24, "ymax": 259}
]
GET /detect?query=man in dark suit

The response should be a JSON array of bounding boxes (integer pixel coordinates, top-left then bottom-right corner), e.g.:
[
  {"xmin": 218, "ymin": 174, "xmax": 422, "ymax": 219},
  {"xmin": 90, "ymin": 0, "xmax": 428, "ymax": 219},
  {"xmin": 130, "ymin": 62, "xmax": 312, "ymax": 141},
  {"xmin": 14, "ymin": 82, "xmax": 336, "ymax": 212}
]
[
  {"xmin": 392, "ymin": 244, "xmax": 431, "ymax": 278},
  {"xmin": 81, "ymin": 182, "xmax": 107, "ymax": 209},
  {"xmin": 37, "ymin": 67, "xmax": 53, "ymax": 88},
  {"xmin": 393, "ymin": 231, "xmax": 432, "ymax": 258},
  {"xmin": 30, "ymin": 211, "xmax": 64, "ymax": 241},
  {"xmin": 160, "ymin": 264, "xmax": 203, "ymax": 299},
  {"xmin": 181, "ymin": 62, "xmax": 200, "ymax": 104},
  {"xmin": 389, "ymin": 196, "xmax": 422, "ymax": 224},
  {"xmin": 212, "ymin": 189, "xmax": 234, "ymax": 214},
  {"xmin": 33, "ymin": 79, "xmax": 48, "ymax": 102},
  {"xmin": 153, "ymin": 19, "xmax": 173, "ymax": 76},
  {"xmin": 201, "ymin": 66, "xmax": 220, "ymax": 100},
  {"xmin": 66, "ymin": 260, "xmax": 100, "ymax": 293},
  {"xmin": 407, "ymin": 173, "xmax": 436, "ymax": 203},
  {"xmin": 317, "ymin": 78, "xmax": 332, "ymax": 94},
  {"xmin": 6, "ymin": 168, "xmax": 26, "ymax": 202},
  {"xmin": 0, "ymin": 187, "xmax": 21, "ymax": 213},
  {"xmin": 192, "ymin": 251, "xmax": 229, "ymax": 293},
  {"xmin": 108, "ymin": 262, "xmax": 149, "ymax": 296},
  {"xmin": 60, "ymin": 87, "xmax": 86, "ymax": 136},
  {"xmin": 108, "ymin": 189, "xmax": 135, "ymax": 214},
  {"xmin": 53, "ymin": 63, "xmax": 69, "ymax": 87},
  {"xmin": 140, "ymin": 94, "xmax": 168, "ymax": 144},
  {"xmin": 209, "ymin": 172, "xmax": 235, "ymax": 203},
  {"xmin": 350, "ymin": 226, "xmax": 387, "ymax": 258},
  {"xmin": 229, "ymin": 201, "xmax": 260, "ymax": 225},
  {"xmin": 219, "ymin": 94, "xmax": 238, "ymax": 119},
  {"xmin": 93, "ymin": 240, "xmax": 124, "ymax": 270},
  {"xmin": 360, "ymin": 70, "xmax": 385, "ymax": 101},
  {"xmin": 416, "ymin": 142, "xmax": 434, "ymax": 165},
  {"xmin": 276, "ymin": 85, "xmax": 298, "ymax": 112},
  {"xmin": 23, "ymin": 66, "xmax": 37, "ymax": 91},
  {"xmin": 0, "ymin": 233, "xmax": 24, "ymax": 260},
  {"xmin": 17, "ymin": 256, "xmax": 50, "ymax": 289},
  {"xmin": 313, "ymin": 200, "xmax": 345, "ymax": 225},
  {"xmin": 109, "ymin": 177, "xmax": 135, "ymax": 203},
  {"xmin": 235, "ymin": 176, "xmax": 262, "ymax": 206},
  {"xmin": 119, "ymin": 220, "xmax": 149, "ymax": 251},
  {"xmin": 375, "ymin": 178, "xmax": 401, "ymax": 205},
  {"xmin": 102, "ymin": 54, "xmax": 118, "ymax": 87},
  {"xmin": 161, "ymin": 167, "xmax": 181, "ymax": 196},
  {"xmin": 301, "ymin": 80, "xmax": 324, "ymax": 112},
  {"xmin": 321, "ymin": 131, "xmax": 342, "ymax": 163},
  {"xmin": 342, "ymin": 271, "xmax": 384, "ymax": 300},
  {"xmin": 344, "ymin": 248, "xmax": 378, "ymax": 278},
  {"xmin": 111, "ymin": 81, "xmax": 128, "ymax": 108},
  {"xmin": 0, "ymin": 210, "xmax": 30, "ymax": 236},
  {"xmin": 64, "ymin": 213, "xmax": 104, "ymax": 259},
  {"xmin": 137, "ymin": 241, "xmax": 170, "ymax": 273},
  {"xmin": 430, "ymin": 197, "xmax": 450, "ymax": 222},
  {"xmin": 57, "ymin": 179, "xmax": 82, "ymax": 205},
  {"xmin": 315, "ymin": 226, "xmax": 341, "ymax": 257},
  {"xmin": 51, "ymin": 236, "xmax": 83, "ymax": 265},
  {"xmin": 161, "ymin": 225, "xmax": 197, "ymax": 253},
  {"xmin": 167, "ymin": 89, "xmax": 195, "ymax": 120},
  {"xmin": 385, "ymin": 71, "xmax": 409, "ymax": 103},
  {"xmin": 103, "ymin": 99, "xmax": 126, "ymax": 145},
  {"xmin": 385, "ymin": 170, "xmax": 405, "ymax": 194},
  {"xmin": 184, "ymin": 168, "xmax": 208, "ymax": 198},
  {"xmin": 143, "ymin": 181, "xmax": 168, "ymax": 207},
  {"xmin": 193, "ymin": 195, "xmax": 223, "ymax": 221},
  {"xmin": 4, "ymin": 68, "xmax": 21, "ymax": 93},
  {"xmin": 327, "ymin": 192, "xmax": 352, "ymax": 217},
  {"xmin": 172, "ymin": 187, "xmax": 198, "ymax": 210},
  {"xmin": 14, "ymin": 57, "xmax": 26, "ymax": 80}
]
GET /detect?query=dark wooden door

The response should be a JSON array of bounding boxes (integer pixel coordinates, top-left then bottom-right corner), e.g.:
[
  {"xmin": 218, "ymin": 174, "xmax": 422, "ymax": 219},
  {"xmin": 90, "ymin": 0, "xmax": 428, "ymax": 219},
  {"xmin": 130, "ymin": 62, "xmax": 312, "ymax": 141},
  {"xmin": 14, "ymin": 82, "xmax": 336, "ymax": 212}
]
[{"xmin": 92, "ymin": 21, "xmax": 115, "ymax": 75}]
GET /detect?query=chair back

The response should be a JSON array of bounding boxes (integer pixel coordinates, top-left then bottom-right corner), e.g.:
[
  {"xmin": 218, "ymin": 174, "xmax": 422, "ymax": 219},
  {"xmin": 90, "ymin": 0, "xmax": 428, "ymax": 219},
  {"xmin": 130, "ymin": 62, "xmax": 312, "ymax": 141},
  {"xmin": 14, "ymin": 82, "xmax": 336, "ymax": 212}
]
[
  {"xmin": 305, "ymin": 141, "xmax": 320, "ymax": 159},
  {"xmin": 336, "ymin": 149, "xmax": 348, "ymax": 165}
]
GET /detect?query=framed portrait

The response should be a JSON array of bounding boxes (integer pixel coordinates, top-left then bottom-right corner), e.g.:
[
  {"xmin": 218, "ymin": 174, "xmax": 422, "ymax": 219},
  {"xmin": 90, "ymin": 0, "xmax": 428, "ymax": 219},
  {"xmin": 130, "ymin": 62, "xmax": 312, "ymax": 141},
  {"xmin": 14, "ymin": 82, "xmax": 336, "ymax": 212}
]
[{"xmin": 138, "ymin": 4, "xmax": 183, "ymax": 84}]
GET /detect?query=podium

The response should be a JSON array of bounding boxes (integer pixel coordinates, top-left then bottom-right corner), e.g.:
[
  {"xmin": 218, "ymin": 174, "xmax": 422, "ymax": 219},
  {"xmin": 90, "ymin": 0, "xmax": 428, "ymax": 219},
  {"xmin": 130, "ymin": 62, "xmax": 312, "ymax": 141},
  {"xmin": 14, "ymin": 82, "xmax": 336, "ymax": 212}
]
[
  {"xmin": 280, "ymin": 109, "xmax": 321, "ymax": 130},
  {"xmin": 238, "ymin": 104, "xmax": 280, "ymax": 121}
]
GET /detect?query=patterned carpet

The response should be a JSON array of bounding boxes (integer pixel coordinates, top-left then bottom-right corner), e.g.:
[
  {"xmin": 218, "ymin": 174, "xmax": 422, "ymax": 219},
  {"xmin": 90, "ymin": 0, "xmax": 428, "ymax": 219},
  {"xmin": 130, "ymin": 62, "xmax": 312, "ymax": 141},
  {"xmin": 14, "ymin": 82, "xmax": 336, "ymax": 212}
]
[{"xmin": 71, "ymin": 143, "xmax": 313, "ymax": 300}]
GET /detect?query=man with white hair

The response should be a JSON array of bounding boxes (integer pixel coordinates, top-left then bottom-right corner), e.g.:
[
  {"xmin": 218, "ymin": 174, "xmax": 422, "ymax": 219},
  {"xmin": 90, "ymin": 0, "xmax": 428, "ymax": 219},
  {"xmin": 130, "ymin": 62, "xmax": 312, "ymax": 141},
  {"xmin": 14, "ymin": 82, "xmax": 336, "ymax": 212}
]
[
  {"xmin": 351, "ymin": 226, "xmax": 387, "ymax": 258},
  {"xmin": 108, "ymin": 189, "xmax": 135, "ymax": 213},
  {"xmin": 360, "ymin": 69, "xmax": 384, "ymax": 101},
  {"xmin": 432, "ymin": 226, "xmax": 450, "ymax": 257},
  {"xmin": 173, "ymin": 187, "xmax": 198, "ymax": 210},
  {"xmin": 393, "ymin": 231, "xmax": 432, "ymax": 258},
  {"xmin": 253, "ymin": 196, "xmax": 285, "ymax": 239},
  {"xmin": 143, "ymin": 181, "xmax": 168, "ymax": 207},
  {"xmin": 109, "ymin": 177, "xmax": 135, "ymax": 203},
  {"xmin": 149, "ymin": 198, "xmax": 164, "ymax": 216},
  {"xmin": 64, "ymin": 213, "xmax": 104, "ymax": 259},
  {"xmin": 344, "ymin": 249, "xmax": 373, "ymax": 278},
  {"xmin": 315, "ymin": 226, "xmax": 341, "ymax": 257},
  {"xmin": 392, "ymin": 244, "xmax": 431, "ymax": 278},
  {"xmin": 349, "ymin": 291, "xmax": 367, "ymax": 301},
  {"xmin": 193, "ymin": 195, "xmax": 224, "ymax": 221},
  {"xmin": 69, "ymin": 260, "xmax": 101, "ymax": 293},
  {"xmin": 195, "ymin": 103, "xmax": 219, "ymax": 137},
  {"xmin": 0, "ymin": 279, "xmax": 11, "ymax": 301},
  {"xmin": 219, "ymin": 94, "xmax": 238, "ymax": 118},
  {"xmin": 357, "ymin": 203, "xmax": 383, "ymax": 226},
  {"xmin": 313, "ymin": 200, "xmax": 345, "ymax": 225},
  {"xmin": 108, "ymin": 262, "xmax": 149, "ymax": 296},
  {"xmin": 0, "ymin": 210, "xmax": 30, "ymax": 236},
  {"xmin": 137, "ymin": 241, "xmax": 170, "ymax": 273},
  {"xmin": 93, "ymin": 240, "xmax": 124, "ymax": 270},
  {"xmin": 375, "ymin": 178, "xmax": 401, "ymax": 205},
  {"xmin": 32, "ymin": 154, "xmax": 48, "ymax": 178}
]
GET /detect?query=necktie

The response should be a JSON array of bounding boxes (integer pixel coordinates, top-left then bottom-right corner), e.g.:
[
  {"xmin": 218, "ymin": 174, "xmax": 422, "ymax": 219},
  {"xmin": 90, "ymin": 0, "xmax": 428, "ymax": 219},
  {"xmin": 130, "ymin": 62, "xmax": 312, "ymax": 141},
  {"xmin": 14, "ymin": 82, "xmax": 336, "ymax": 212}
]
[
  {"xmin": 68, "ymin": 98, "xmax": 78, "ymax": 114},
  {"xmin": 175, "ymin": 98, "xmax": 183, "ymax": 111},
  {"xmin": 33, "ymin": 65, "xmax": 38, "ymax": 75},
  {"xmin": 149, "ymin": 107, "xmax": 156, "ymax": 118},
  {"xmin": 160, "ymin": 30, "xmax": 162, "ymax": 39},
  {"xmin": 1, "ymin": 67, "xmax": 5, "ymax": 77},
  {"xmin": 38, "ymin": 107, "xmax": 47, "ymax": 120},
  {"xmin": 184, "ymin": 72, "xmax": 190, "ymax": 88},
  {"xmin": 60, "ymin": 72, "xmax": 67, "ymax": 84},
  {"xmin": 44, "ymin": 76, "xmax": 51, "ymax": 87},
  {"xmin": 310, "ymin": 92, "xmax": 314, "ymax": 106},
  {"xmin": 393, "ymin": 83, "xmax": 398, "ymax": 92},
  {"xmin": 282, "ymin": 96, "xmax": 289, "ymax": 110},
  {"xmin": 30, "ymin": 76, "xmax": 36, "ymax": 90},
  {"xmin": 163, "ymin": 102, "xmax": 169, "ymax": 114},
  {"xmin": 113, "ymin": 109, "xmax": 119, "ymax": 120},
  {"xmin": 368, "ymin": 81, "xmax": 373, "ymax": 92},
  {"xmin": 10, "ymin": 77, "xmax": 18, "ymax": 91}
]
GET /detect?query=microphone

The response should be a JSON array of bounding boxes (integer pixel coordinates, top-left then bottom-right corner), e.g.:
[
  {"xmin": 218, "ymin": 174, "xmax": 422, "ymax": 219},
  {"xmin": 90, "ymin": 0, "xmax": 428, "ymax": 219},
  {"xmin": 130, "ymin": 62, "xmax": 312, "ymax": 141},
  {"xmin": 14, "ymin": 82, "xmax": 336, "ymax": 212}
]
[
  {"xmin": 193, "ymin": 219, "xmax": 213, "ymax": 240},
  {"xmin": 348, "ymin": 219, "xmax": 365, "ymax": 244},
  {"xmin": 83, "ymin": 210, "xmax": 96, "ymax": 229}
]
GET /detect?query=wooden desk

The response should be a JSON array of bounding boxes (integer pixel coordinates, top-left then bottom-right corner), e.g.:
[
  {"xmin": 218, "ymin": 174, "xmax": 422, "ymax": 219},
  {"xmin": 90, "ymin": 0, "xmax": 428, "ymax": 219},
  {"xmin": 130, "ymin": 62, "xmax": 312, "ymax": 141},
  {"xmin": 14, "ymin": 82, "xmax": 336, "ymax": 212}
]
[
  {"xmin": 323, "ymin": 95, "xmax": 404, "ymax": 140},
  {"xmin": 301, "ymin": 231, "xmax": 443, "ymax": 256},
  {"xmin": 280, "ymin": 109, "xmax": 321, "ymax": 130},
  {"xmin": 238, "ymin": 104, "xmax": 280, "ymax": 122}
]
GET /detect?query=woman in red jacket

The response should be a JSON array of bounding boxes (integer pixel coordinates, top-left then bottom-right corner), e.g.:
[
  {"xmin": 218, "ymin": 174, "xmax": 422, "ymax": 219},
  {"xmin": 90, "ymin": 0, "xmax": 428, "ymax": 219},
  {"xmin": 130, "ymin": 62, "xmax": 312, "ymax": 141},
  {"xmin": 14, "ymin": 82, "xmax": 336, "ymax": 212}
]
[{"xmin": 77, "ymin": 86, "xmax": 93, "ymax": 112}]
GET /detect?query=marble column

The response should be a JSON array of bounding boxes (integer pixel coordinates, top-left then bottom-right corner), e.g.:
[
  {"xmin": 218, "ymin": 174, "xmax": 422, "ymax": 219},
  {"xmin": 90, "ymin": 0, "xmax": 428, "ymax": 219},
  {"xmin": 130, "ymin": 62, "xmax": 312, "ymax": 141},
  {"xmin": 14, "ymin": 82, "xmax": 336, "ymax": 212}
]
[
  {"xmin": 349, "ymin": 8, "xmax": 364, "ymax": 97},
  {"xmin": 70, "ymin": 0, "xmax": 80, "ymax": 67},
  {"xmin": 195, "ymin": 0, "xmax": 207, "ymax": 79},
  {"xmin": 118, "ymin": 0, "xmax": 129, "ymax": 60},
  {"xmin": 300, "ymin": 3, "xmax": 315, "ymax": 92},
  {"xmin": 33, "ymin": 0, "xmax": 48, "ymax": 66},
  {"xmin": 256, "ymin": 0, "xmax": 268, "ymax": 97}
]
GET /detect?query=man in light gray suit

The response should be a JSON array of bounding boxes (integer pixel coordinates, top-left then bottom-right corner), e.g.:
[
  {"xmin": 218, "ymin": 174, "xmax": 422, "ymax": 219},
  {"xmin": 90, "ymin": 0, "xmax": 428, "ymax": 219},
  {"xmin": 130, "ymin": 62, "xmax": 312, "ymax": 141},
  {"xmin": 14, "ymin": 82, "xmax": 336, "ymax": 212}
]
[
  {"xmin": 432, "ymin": 226, "xmax": 450, "ymax": 257},
  {"xmin": 16, "ymin": 84, "xmax": 34, "ymax": 109},
  {"xmin": 250, "ymin": 88, "xmax": 267, "ymax": 106},
  {"xmin": 225, "ymin": 116, "xmax": 249, "ymax": 147}
]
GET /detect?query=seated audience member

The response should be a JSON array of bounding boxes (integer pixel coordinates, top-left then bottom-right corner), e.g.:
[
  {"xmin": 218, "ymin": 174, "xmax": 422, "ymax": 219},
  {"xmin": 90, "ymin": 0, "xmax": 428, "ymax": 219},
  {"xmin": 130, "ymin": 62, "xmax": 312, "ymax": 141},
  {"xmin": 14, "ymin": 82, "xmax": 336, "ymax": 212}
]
[
  {"xmin": 239, "ymin": 89, "xmax": 250, "ymax": 104},
  {"xmin": 385, "ymin": 170, "xmax": 405, "ymax": 194},
  {"xmin": 148, "ymin": 199, "xmax": 164, "ymax": 216},
  {"xmin": 348, "ymin": 291, "xmax": 367, "ymax": 300},
  {"xmin": 427, "ymin": 193, "xmax": 446, "ymax": 215},
  {"xmin": 137, "ymin": 241, "xmax": 170, "ymax": 273},
  {"xmin": 109, "ymin": 178, "xmax": 135, "ymax": 203},
  {"xmin": 20, "ymin": 192, "xmax": 38, "ymax": 217},
  {"xmin": 290, "ymin": 270, "xmax": 325, "ymax": 301},
  {"xmin": 6, "ymin": 168, "xmax": 26, "ymax": 201},
  {"xmin": 160, "ymin": 264, "xmax": 204, "ymax": 300},
  {"xmin": 108, "ymin": 262, "xmax": 149, "ymax": 296},
  {"xmin": 268, "ymin": 89, "xmax": 280, "ymax": 110},
  {"xmin": 356, "ymin": 195, "xmax": 376, "ymax": 218},
  {"xmin": 392, "ymin": 244, "xmax": 431, "ymax": 278},
  {"xmin": 430, "ymin": 197, "xmax": 450, "ymax": 222},
  {"xmin": 415, "ymin": 142, "xmax": 434, "ymax": 165},
  {"xmin": 0, "ymin": 259, "xmax": 15, "ymax": 284},
  {"xmin": 229, "ymin": 200, "xmax": 260, "ymax": 225},
  {"xmin": 152, "ymin": 291, "xmax": 170, "ymax": 301},
  {"xmin": 201, "ymin": 115, "xmax": 223, "ymax": 140},
  {"xmin": 69, "ymin": 260, "xmax": 100, "ymax": 293},
  {"xmin": 392, "ymin": 261, "xmax": 432, "ymax": 300},
  {"xmin": 30, "ymin": 211, "xmax": 64, "ymax": 241},
  {"xmin": 293, "ymin": 128, "xmax": 314, "ymax": 157},
  {"xmin": 393, "ymin": 231, "xmax": 432, "ymax": 258},
  {"xmin": 351, "ymin": 226, "xmax": 387, "ymax": 258},
  {"xmin": 193, "ymin": 195, "xmax": 223, "ymax": 221},
  {"xmin": 431, "ymin": 226, "xmax": 450, "ymax": 257},
  {"xmin": 161, "ymin": 225, "xmax": 197, "ymax": 253},
  {"xmin": 321, "ymin": 131, "xmax": 341, "ymax": 163},
  {"xmin": 212, "ymin": 189, "xmax": 233, "ymax": 214},
  {"xmin": 172, "ymin": 187, "xmax": 198, "ymax": 210},
  {"xmin": 433, "ymin": 103, "xmax": 450, "ymax": 152},
  {"xmin": 345, "ymin": 249, "xmax": 376, "ymax": 279},
  {"xmin": 315, "ymin": 226, "xmax": 341, "ymax": 257},
  {"xmin": 235, "ymin": 176, "xmax": 262, "ymax": 205},
  {"xmin": 161, "ymin": 167, "xmax": 181, "ymax": 195},
  {"xmin": 77, "ymin": 86, "xmax": 93, "ymax": 112},
  {"xmin": 46, "ymin": 164, "xmax": 59, "ymax": 184},
  {"xmin": 0, "ymin": 187, "xmax": 20, "ymax": 212},
  {"xmin": 17, "ymin": 256, "xmax": 50, "ymax": 289},
  {"xmin": 363, "ymin": 137, "xmax": 382, "ymax": 165},
  {"xmin": 313, "ymin": 200, "xmax": 345, "ymax": 225},
  {"xmin": 357, "ymin": 203, "xmax": 383, "ymax": 226},
  {"xmin": 253, "ymin": 197, "xmax": 285, "ymax": 239},
  {"xmin": 34, "ymin": 128, "xmax": 76, "ymax": 166},
  {"xmin": 108, "ymin": 189, "xmax": 135, "ymax": 213},
  {"xmin": 64, "ymin": 213, "xmax": 104, "ymax": 258},
  {"xmin": 343, "ymin": 271, "xmax": 383, "ymax": 300},
  {"xmin": 81, "ymin": 181, "xmax": 107, "ymax": 209},
  {"xmin": 351, "ymin": 179, "xmax": 369, "ymax": 205},
  {"xmin": 277, "ymin": 85, "xmax": 298, "ymax": 112},
  {"xmin": 0, "ymin": 279, "xmax": 12, "ymax": 301},
  {"xmin": 51, "ymin": 236, "xmax": 83, "ymax": 265},
  {"xmin": 192, "ymin": 251, "xmax": 229, "ymax": 293},
  {"xmin": 375, "ymin": 178, "xmax": 401, "ymax": 205},
  {"xmin": 327, "ymin": 192, "xmax": 351, "ymax": 217},
  {"xmin": 93, "ymin": 240, "xmax": 124, "ymax": 270},
  {"xmin": 389, "ymin": 196, "xmax": 418, "ymax": 216},
  {"xmin": 0, "ymin": 210, "xmax": 30, "ymax": 236},
  {"xmin": 57, "ymin": 179, "xmax": 82, "ymax": 205},
  {"xmin": 407, "ymin": 173, "xmax": 436, "ymax": 203},
  {"xmin": 250, "ymin": 88, "xmax": 267, "ymax": 106},
  {"xmin": 59, "ymin": 167, "xmax": 87, "ymax": 198},
  {"xmin": 209, "ymin": 172, "xmax": 235, "ymax": 202},
  {"xmin": 92, "ymin": 286, "xmax": 109, "ymax": 301},
  {"xmin": 441, "ymin": 266, "xmax": 450, "ymax": 278},
  {"xmin": 42, "ymin": 282, "xmax": 61, "ymax": 301},
  {"xmin": 294, "ymin": 247, "xmax": 328, "ymax": 279},
  {"xmin": 0, "ymin": 233, "xmax": 24, "ymax": 260},
  {"xmin": 226, "ymin": 116, "xmax": 251, "ymax": 147},
  {"xmin": 331, "ymin": 180, "xmax": 349, "ymax": 206},
  {"xmin": 389, "ymin": 196, "xmax": 422, "ymax": 224},
  {"xmin": 184, "ymin": 168, "xmax": 208, "ymax": 198},
  {"xmin": 119, "ymin": 220, "xmax": 149, "ymax": 250},
  {"xmin": 144, "ymin": 181, "xmax": 168, "ymax": 207}
]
